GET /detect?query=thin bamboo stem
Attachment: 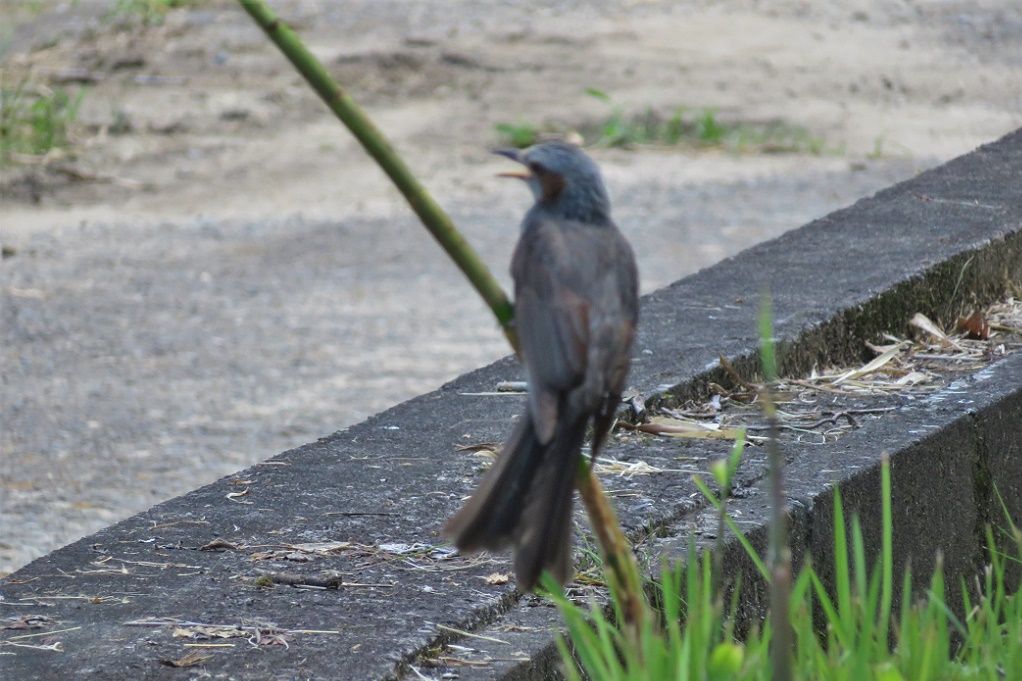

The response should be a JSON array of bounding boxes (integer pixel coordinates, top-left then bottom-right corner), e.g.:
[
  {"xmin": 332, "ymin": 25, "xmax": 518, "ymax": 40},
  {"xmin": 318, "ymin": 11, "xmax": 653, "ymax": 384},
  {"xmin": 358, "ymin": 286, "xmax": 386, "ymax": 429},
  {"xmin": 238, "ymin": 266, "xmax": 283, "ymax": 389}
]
[
  {"xmin": 237, "ymin": 0, "xmax": 518, "ymax": 353},
  {"xmin": 576, "ymin": 458, "xmax": 651, "ymax": 639}
]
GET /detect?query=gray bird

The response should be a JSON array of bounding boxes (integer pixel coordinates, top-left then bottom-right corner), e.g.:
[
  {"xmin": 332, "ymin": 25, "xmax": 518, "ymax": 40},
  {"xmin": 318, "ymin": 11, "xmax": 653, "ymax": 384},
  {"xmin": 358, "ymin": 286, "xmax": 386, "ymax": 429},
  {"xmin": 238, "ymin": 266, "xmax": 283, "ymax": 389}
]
[{"xmin": 444, "ymin": 142, "xmax": 639, "ymax": 590}]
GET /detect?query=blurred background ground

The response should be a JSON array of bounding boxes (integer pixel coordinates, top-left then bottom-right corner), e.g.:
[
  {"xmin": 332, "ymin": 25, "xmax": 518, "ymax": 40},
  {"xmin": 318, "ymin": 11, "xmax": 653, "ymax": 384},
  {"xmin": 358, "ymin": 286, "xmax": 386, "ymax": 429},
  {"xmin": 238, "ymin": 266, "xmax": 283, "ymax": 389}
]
[{"xmin": 1, "ymin": 0, "xmax": 1020, "ymax": 574}]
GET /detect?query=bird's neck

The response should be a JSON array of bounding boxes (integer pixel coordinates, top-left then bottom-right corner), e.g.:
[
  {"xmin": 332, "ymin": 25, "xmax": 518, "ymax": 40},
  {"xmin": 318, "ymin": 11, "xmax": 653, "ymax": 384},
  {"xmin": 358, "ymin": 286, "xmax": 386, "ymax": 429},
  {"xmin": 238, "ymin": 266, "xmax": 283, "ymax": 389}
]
[{"xmin": 528, "ymin": 194, "xmax": 611, "ymax": 226}]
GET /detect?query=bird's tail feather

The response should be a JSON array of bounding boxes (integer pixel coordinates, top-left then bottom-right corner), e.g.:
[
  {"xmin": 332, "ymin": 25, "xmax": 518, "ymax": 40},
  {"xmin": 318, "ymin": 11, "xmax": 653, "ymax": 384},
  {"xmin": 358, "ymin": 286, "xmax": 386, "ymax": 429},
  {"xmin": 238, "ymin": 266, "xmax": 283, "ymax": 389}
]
[
  {"xmin": 512, "ymin": 414, "xmax": 586, "ymax": 589},
  {"xmin": 444, "ymin": 412, "xmax": 586, "ymax": 590},
  {"xmin": 444, "ymin": 414, "xmax": 546, "ymax": 551}
]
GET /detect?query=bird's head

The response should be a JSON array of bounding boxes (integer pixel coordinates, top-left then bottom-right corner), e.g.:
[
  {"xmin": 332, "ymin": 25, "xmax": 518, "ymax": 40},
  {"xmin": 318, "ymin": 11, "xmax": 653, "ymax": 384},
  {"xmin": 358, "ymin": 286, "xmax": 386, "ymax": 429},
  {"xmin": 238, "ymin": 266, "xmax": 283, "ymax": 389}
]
[{"xmin": 495, "ymin": 141, "xmax": 611, "ymax": 224}]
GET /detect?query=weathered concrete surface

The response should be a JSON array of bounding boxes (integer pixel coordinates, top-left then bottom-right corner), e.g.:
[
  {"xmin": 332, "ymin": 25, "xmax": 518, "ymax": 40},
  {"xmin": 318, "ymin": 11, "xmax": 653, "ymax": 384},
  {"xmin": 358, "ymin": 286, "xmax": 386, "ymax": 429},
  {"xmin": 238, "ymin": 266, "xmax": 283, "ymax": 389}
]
[
  {"xmin": 449, "ymin": 360, "xmax": 1022, "ymax": 681},
  {"xmin": 2, "ymin": 130, "xmax": 1022, "ymax": 679}
]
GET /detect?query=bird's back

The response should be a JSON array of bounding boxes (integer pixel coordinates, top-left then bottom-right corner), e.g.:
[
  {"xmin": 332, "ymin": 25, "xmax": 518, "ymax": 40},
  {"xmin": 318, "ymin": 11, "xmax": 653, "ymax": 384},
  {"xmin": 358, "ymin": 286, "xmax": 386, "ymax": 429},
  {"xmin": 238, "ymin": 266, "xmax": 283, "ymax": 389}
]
[{"xmin": 512, "ymin": 214, "xmax": 638, "ymax": 414}]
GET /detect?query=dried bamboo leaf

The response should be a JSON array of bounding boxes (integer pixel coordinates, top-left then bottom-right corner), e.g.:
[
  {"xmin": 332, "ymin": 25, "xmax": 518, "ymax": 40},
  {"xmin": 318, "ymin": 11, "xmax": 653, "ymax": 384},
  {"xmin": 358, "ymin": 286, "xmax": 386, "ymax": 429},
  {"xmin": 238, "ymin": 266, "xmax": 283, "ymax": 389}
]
[
  {"xmin": 639, "ymin": 417, "xmax": 743, "ymax": 440},
  {"xmin": 832, "ymin": 343, "xmax": 905, "ymax": 385},
  {"xmin": 910, "ymin": 312, "xmax": 961, "ymax": 348}
]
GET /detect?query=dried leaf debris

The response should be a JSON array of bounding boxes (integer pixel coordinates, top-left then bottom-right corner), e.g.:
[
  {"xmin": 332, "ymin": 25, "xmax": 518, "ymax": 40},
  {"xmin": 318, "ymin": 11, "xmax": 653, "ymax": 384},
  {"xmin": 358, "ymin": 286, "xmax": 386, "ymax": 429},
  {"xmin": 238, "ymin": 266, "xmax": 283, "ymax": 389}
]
[
  {"xmin": 459, "ymin": 298, "xmax": 1022, "ymax": 461},
  {"xmin": 125, "ymin": 617, "xmax": 343, "ymax": 649}
]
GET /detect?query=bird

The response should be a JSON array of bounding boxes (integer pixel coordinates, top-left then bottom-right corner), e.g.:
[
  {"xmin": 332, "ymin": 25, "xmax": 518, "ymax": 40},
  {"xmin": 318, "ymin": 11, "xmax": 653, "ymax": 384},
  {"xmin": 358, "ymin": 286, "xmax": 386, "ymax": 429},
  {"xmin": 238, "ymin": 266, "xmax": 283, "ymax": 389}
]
[{"xmin": 444, "ymin": 141, "xmax": 639, "ymax": 590}]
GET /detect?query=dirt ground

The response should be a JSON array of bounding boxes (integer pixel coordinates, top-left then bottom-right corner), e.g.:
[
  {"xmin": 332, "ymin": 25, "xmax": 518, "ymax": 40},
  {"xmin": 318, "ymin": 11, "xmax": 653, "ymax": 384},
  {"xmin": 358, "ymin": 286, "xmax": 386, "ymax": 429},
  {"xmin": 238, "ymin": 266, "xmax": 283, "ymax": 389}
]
[{"xmin": 1, "ymin": 0, "xmax": 1020, "ymax": 575}]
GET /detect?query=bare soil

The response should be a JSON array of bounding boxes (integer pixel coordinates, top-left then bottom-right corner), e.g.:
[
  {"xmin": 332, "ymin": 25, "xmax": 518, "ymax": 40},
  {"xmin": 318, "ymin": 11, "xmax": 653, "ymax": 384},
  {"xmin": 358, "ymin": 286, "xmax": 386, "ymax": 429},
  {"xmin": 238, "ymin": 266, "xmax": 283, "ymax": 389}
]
[{"xmin": 1, "ymin": 0, "xmax": 1020, "ymax": 574}]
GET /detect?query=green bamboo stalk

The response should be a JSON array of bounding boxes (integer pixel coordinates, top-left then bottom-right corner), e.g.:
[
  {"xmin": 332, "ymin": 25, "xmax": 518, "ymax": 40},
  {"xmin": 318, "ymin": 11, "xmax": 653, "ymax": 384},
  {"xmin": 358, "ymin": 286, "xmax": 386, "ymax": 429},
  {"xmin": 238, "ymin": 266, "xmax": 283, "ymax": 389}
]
[
  {"xmin": 237, "ymin": 0, "xmax": 518, "ymax": 353},
  {"xmin": 576, "ymin": 457, "xmax": 651, "ymax": 642}
]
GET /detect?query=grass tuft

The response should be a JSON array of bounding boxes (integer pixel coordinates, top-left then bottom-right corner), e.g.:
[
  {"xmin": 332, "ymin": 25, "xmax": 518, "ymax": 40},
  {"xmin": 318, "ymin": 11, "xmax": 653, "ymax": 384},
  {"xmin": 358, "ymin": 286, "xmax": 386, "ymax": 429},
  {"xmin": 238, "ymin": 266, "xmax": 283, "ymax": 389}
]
[
  {"xmin": 0, "ymin": 80, "xmax": 85, "ymax": 165},
  {"xmin": 495, "ymin": 89, "xmax": 827, "ymax": 154},
  {"xmin": 494, "ymin": 121, "xmax": 539, "ymax": 149},
  {"xmin": 550, "ymin": 455, "xmax": 1022, "ymax": 679},
  {"xmin": 106, "ymin": 0, "xmax": 199, "ymax": 26},
  {"xmin": 546, "ymin": 302, "xmax": 1022, "ymax": 679}
]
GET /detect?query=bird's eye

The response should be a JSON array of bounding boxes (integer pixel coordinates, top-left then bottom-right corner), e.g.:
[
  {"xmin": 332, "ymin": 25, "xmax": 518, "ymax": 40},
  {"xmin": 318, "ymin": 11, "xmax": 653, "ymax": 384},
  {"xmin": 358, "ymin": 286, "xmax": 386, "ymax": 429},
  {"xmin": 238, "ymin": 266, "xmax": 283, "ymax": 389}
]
[{"xmin": 528, "ymin": 161, "xmax": 545, "ymax": 175}]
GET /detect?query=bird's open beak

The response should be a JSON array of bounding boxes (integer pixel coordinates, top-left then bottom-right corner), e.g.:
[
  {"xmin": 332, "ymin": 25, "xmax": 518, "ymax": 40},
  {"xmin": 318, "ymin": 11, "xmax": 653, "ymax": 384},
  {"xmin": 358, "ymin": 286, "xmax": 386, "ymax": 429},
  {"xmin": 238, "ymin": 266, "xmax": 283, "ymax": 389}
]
[{"xmin": 493, "ymin": 148, "xmax": 531, "ymax": 180}]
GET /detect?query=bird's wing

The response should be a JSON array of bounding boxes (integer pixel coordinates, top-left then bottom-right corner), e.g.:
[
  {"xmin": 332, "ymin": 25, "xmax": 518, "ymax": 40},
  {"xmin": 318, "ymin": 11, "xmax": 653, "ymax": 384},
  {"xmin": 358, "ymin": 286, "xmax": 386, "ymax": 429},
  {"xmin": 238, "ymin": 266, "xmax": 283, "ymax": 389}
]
[{"xmin": 512, "ymin": 220, "xmax": 592, "ymax": 444}]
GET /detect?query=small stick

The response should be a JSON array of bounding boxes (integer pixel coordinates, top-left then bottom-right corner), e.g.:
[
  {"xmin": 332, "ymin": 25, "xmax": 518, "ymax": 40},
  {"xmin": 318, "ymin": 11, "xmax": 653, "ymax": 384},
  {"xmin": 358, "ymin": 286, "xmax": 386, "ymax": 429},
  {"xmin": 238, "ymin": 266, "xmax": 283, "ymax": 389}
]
[
  {"xmin": 435, "ymin": 623, "xmax": 511, "ymax": 646},
  {"xmin": 259, "ymin": 571, "xmax": 343, "ymax": 590},
  {"xmin": 745, "ymin": 406, "xmax": 896, "ymax": 432},
  {"xmin": 495, "ymin": 381, "xmax": 528, "ymax": 392},
  {"xmin": 123, "ymin": 618, "xmax": 343, "ymax": 635},
  {"xmin": 324, "ymin": 511, "xmax": 397, "ymax": 517},
  {"xmin": 2, "ymin": 625, "xmax": 82, "ymax": 641}
]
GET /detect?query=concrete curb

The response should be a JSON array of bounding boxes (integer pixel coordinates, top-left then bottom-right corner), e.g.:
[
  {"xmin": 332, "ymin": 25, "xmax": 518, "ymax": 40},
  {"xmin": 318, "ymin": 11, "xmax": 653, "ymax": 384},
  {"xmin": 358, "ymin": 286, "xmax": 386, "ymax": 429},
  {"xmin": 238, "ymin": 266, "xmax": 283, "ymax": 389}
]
[{"xmin": 2, "ymin": 130, "xmax": 1021, "ymax": 680}]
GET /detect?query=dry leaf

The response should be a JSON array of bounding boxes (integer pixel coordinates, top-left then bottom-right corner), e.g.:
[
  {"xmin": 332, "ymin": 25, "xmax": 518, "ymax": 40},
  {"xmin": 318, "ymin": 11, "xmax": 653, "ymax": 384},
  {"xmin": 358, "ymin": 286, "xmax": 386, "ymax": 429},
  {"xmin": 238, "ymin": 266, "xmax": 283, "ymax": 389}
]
[
  {"xmin": 160, "ymin": 651, "xmax": 211, "ymax": 668},
  {"xmin": 637, "ymin": 416, "xmax": 742, "ymax": 440},
  {"xmin": 956, "ymin": 312, "xmax": 990, "ymax": 340},
  {"xmin": 250, "ymin": 550, "xmax": 314, "ymax": 562},
  {"xmin": 2, "ymin": 615, "xmax": 56, "ymax": 631},
  {"xmin": 454, "ymin": 442, "xmax": 500, "ymax": 453},
  {"xmin": 174, "ymin": 625, "xmax": 247, "ymax": 640},
  {"xmin": 483, "ymin": 572, "xmax": 511, "ymax": 585},
  {"xmin": 288, "ymin": 541, "xmax": 351, "ymax": 554},
  {"xmin": 225, "ymin": 488, "xmax": 252, "ymax": 504},
  {"xmin": 910, "ymin": 312, "xmax": 958, "ymax": 347},
  {"xmin": 832, "ymin": 343, "xmax": 905, "ymax": 385},
  {"xmin": 6, "ymin": 287, "xmax": 46, "ymax": 300},
  {"xmin": 594, "ymin": 458, "xmax": 676, "ymax": 477},
  {"xmin": 895, "ymin": 371, "xmax": 930, "ymax": 386}
]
